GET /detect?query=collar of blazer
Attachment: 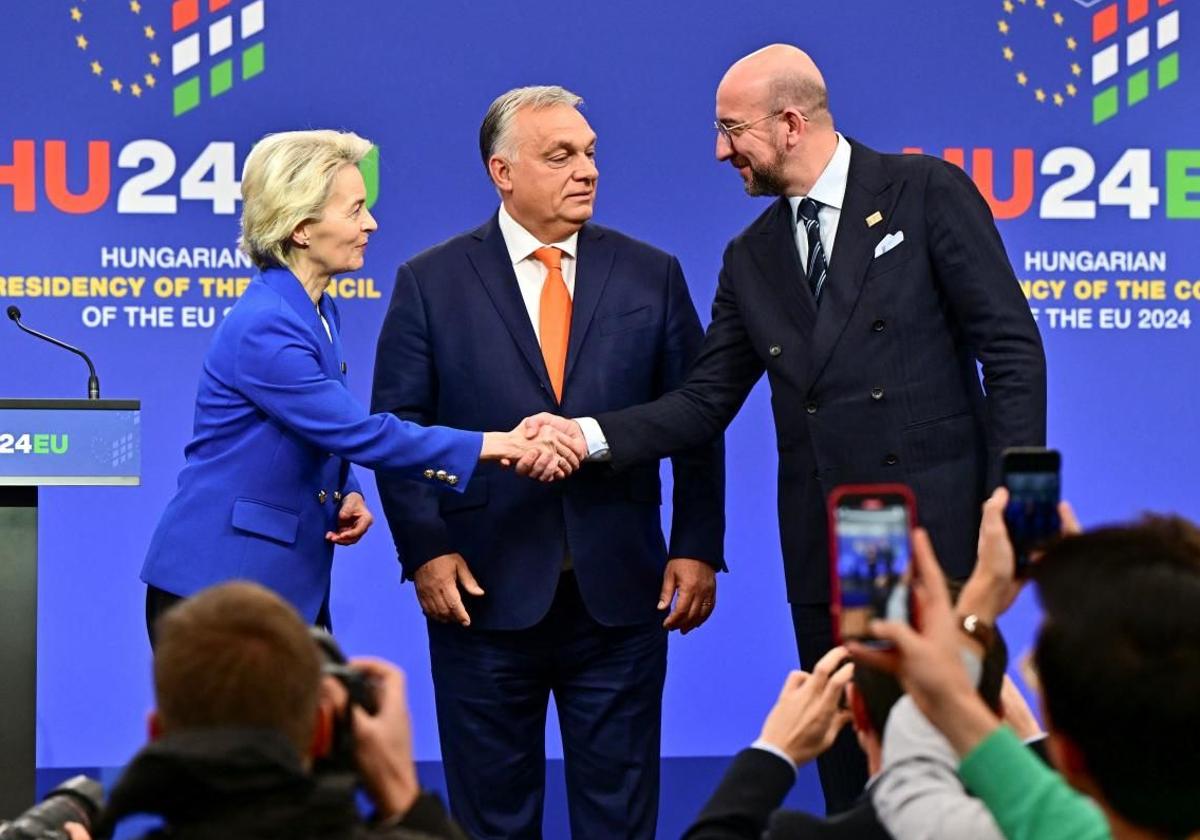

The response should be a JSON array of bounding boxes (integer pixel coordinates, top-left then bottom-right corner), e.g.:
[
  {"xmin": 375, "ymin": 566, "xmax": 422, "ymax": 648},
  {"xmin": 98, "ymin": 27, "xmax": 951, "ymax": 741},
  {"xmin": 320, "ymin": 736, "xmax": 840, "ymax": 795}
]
[
  {"xmin": 259, "ymin": 266, "xmax": 344, "ymax": 380},
  {"xmin": 466, "ymin": 213, "xmax": 615, "ymax": 407}
]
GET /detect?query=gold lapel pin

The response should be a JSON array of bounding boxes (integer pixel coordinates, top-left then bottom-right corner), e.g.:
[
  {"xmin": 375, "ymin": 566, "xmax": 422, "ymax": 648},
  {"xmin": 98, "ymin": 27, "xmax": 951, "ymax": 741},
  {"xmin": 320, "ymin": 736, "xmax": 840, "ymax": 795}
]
[{"xmin": 866, "ymin": 211, "xmax": 883, "ymax": 228}]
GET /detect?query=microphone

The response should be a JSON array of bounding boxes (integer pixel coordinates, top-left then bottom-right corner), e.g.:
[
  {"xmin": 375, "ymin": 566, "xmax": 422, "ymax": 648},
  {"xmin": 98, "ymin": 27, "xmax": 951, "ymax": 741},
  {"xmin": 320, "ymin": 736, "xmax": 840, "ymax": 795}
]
[{"xmin": 7, "ymin": 305, "xmax": 101, "ymax": 399}]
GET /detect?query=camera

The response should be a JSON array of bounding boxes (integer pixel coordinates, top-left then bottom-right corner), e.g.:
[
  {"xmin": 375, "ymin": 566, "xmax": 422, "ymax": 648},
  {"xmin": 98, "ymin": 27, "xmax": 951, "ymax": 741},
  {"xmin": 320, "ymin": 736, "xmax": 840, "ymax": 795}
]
[
  {"xmin": 0, "ymin": 776, "xmax": 103, "ymax": 840},
  {"xmin": 309, "ymin": 628, "xmax": 378, "ymax": 777},
  {"xmin": 309, "ymin": 628, "xmax": 378, "ymax": 716}
]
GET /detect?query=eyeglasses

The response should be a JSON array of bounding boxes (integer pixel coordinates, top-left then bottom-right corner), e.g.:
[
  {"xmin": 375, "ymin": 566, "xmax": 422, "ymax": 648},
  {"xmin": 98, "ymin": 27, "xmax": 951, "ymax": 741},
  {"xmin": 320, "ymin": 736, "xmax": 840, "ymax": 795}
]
[
  {"xmin": 714, "ymin": 110, "xmax": 785, "ymax": 143},
  {"xmin": 714, "ymin": 110, "xmax": 808, "ymax": 143}
]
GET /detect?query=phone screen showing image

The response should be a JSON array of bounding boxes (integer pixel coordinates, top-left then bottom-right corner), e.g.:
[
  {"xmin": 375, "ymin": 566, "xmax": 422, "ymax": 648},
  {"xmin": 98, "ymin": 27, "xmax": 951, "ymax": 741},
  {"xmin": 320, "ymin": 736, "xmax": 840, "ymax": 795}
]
[
  {"xmin": 1003, "ymin": 450, "xmax": 1062, "ymax": 571},
  {"xmin": 833, "ymin": 493, "xmax": 912, "ymax": 646}
]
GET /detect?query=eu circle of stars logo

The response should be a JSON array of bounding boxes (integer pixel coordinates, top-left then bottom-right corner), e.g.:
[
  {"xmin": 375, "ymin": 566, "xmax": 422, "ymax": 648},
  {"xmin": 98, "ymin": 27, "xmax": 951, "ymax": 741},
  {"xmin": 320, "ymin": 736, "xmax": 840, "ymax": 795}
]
[
  {"xmin": 70, "ymin": 0, "xmax": 160, "ymax": 100},
  {"xmin": 996, "ymin": 0, "xmax": 1182, "ymax": 125},
  {"xmin": 69, "ymin": 0, "xmax": 268, "ymax": 117}
]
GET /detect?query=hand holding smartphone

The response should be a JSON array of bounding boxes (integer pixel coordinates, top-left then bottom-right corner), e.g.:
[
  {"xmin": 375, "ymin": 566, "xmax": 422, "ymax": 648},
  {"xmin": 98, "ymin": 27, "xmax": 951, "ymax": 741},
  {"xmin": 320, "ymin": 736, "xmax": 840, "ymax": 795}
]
[
  {"xmin": 1001, "ymin": 447, "xmax": 1062, "ymax": 575},
  {"xmin": 829, "ymin": 484, "xmax": 916, "ymax": 647}
]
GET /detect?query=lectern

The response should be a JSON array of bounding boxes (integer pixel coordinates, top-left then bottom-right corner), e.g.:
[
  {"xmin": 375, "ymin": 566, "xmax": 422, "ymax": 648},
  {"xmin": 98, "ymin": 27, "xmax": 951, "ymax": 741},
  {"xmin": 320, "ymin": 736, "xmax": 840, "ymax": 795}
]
[{"xmin": 0, "ymin": 399, "xmax": 140, "ymax": 818}]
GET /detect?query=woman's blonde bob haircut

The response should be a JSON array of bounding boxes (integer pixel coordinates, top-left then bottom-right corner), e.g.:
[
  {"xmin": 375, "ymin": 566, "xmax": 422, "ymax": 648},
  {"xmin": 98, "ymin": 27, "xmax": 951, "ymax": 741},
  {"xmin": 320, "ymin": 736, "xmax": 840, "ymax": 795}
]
[{"xmin": 238, "ymin": 129, "xmax": 373, "ymax": 270}]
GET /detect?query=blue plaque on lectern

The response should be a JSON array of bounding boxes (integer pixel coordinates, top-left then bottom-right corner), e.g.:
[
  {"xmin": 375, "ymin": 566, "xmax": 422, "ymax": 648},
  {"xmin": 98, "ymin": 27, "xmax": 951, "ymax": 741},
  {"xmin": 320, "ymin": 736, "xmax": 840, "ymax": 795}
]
[{"xmin": 0, "ymin": 400, "xmax": 141, "ymax": 485}]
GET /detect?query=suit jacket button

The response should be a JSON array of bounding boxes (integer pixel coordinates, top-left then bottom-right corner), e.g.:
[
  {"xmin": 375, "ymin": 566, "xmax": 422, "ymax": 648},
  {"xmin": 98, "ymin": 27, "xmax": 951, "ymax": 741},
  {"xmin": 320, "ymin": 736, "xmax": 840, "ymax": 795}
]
[
  {"xmin": 447, "ymin": 475, "xmax": 459, "ymax": 486},
  {"xmin": 872, "ymin": 319, "xmax": 886, "ymax": 332},
  {"xmin": 435, "ymin": 470, "xmax": 448, "ymax": 482},
  {"xmin": 871, "ymin": 387, "xmax": 884, "ymax": 401},
  {"xmin": 769, "ymin": 344, "xmax": 782, "ymax": 357},
  {"xmin": 333, "ymin": 491, "xmax": 343, "ymax": 503},
  {"xmin": 317, "ymin": 489, "xmax": 328, "ymax": 503},
  {"xmin": 805, "ymin": 402, "xmax": 818, "ymax": 415},
  {"xmin": 423, "ymin": 469, "xmax": 435, "ymax": 479},
  {"xmin": 884, "ymin": 453, "xmax": 898, "ymax": 466}
]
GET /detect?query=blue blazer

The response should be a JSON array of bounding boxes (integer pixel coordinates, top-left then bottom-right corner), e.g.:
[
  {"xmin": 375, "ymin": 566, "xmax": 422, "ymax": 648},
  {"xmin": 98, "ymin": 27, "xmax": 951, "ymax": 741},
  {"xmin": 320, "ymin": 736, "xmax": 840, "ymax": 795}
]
[
  {"xmin": 142, "ymin": 267, "xmax": 483, "ymax": 620},
  {"xmin": 371, "ymin": 216, "xmax": 725, "ymax": 630}
]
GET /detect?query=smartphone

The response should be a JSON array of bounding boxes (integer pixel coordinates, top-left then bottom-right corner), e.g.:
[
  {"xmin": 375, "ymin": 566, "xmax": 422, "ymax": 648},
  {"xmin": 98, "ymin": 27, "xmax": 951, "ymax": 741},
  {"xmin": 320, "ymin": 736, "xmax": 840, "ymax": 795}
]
[
  {"xmin": 1002, "ymin": 447, "xmax": 1062, "ymax": 575},
  {"xmin": 828, "ymin": 484, "xmax": 917, "ymax": 647}
]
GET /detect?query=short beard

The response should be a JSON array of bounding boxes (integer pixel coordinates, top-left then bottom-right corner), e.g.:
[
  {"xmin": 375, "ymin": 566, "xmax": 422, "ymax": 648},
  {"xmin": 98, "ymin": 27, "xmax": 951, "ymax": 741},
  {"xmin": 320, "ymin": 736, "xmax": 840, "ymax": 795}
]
[
  {"xmin": 742, "ymin": 146, "xmax": 788, "ymax": 197},
  {"xmin": 745, "ymin": 161, "xmax": 787, "ymax": 196}
]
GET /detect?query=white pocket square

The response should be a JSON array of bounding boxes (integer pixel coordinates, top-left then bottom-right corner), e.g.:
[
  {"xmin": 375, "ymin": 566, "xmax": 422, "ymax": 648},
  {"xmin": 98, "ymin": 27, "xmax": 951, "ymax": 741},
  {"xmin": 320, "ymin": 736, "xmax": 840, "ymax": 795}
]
[{"xmin": 873, "ymin": 230, "xmax": 905, "ymax": 259}]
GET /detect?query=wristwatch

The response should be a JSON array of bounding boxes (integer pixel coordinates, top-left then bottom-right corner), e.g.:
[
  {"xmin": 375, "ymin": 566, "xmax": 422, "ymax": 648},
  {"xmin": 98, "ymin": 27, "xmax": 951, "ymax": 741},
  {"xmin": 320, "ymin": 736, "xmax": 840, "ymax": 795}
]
[{"xmin": 960, "ymin": 613, "xmax": 996, "ymax": 649}]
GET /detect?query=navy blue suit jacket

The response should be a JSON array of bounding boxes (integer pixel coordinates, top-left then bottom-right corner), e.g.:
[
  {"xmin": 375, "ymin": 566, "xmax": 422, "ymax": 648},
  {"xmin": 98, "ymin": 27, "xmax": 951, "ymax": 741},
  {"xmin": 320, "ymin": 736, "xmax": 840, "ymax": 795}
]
[
  {"xmin": 596, "ymin": 141, "xmax": 1047, "ymax": 604},
  {"xmin": 142, "ymin": 267, "xmax": 482, "ymax": 621},
  {"xmin": 683, "ymin": 748, "xmax": 891, "ymax": 839},
  {"xmin": 371, "ymin": 215, "xmax": 725, "ymax": 630}
]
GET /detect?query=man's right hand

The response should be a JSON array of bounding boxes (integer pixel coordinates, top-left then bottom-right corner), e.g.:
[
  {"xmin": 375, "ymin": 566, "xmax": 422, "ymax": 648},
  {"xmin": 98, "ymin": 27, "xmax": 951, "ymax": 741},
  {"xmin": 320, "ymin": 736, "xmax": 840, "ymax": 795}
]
[
  {"xmin": 851, "ymin": 528, "xmax": 1001, "ymax": 758},
  {"xmin": 346, "ymin": 657, "xmax": 421, "ymax": 823},
  {"xmin": 414, "ymin": 553, "xmax": 483, "ymax": 627}
]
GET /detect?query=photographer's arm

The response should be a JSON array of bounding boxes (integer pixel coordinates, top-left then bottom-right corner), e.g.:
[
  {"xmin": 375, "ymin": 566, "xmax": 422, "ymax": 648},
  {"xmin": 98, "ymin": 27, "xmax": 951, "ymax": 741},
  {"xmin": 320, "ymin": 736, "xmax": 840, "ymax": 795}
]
[{"xmin": 348, "ymin": 658, "xmax": 467, "ymax": 839}]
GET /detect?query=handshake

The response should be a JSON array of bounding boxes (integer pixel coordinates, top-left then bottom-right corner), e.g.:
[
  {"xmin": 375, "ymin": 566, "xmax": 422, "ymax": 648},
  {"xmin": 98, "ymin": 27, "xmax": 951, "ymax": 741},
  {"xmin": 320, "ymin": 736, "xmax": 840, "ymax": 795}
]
[{"xmin": 480, "ymin": 413, "xmax": 588, "ymax": 481}]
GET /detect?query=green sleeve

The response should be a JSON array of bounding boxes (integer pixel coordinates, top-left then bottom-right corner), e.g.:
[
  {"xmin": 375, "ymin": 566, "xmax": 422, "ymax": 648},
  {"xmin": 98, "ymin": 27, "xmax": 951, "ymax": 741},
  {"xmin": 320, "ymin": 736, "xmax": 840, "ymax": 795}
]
[{"xmin": 958, "ymin": 726, "xmax": 1110, "ymax": 840}]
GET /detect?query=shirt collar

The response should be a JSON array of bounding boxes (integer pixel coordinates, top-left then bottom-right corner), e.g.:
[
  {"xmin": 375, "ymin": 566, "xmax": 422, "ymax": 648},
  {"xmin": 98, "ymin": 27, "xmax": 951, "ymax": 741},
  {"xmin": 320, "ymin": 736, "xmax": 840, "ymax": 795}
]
[
  {"xmin": 788, "ymin": 132, "xmax": 851, "ymax": 219},
  {"xmin": 497, "ymin": 204, "xmax": 579, "ymax": 265}
]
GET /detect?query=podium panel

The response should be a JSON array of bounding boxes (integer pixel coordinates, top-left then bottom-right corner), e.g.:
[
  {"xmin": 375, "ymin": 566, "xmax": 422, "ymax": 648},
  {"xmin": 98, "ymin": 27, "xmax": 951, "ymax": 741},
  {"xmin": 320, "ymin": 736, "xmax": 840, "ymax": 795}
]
[
  {"xmin": 0, "ymin": 400, "xmax": 139, "ymax": 817},
  {"xmin": 0, "ymin": 400, "xmax": 141, "ymax": 486}
]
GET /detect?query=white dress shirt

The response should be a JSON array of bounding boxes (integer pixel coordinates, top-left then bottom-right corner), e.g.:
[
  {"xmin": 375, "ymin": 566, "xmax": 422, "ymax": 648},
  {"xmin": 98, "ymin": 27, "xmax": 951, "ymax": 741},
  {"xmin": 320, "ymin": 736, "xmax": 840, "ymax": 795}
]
[
  {"xmin": 496, "ymin": 204, "xmax": 579, "ymax": 338},
  {"xmin": 787, "ymin": 132, "xmax": 852, "ymax": 270}
]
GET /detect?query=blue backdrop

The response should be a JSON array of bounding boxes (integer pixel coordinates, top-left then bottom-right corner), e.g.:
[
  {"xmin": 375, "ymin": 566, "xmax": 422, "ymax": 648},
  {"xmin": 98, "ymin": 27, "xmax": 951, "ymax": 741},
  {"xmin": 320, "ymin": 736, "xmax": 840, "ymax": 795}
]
[{"xmin": 2, "ymin": 0, "xmax": 1197, "ymax": 831}]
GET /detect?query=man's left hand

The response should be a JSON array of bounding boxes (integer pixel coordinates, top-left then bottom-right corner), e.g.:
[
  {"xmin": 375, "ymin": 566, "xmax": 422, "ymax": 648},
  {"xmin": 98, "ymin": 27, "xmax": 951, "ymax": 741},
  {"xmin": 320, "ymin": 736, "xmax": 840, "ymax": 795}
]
[
  {"xmin": 958, "ymin": 487, "xmax": 1079, "ymax": 623},
  {"xmin": 659, "ymin": 558, "xmax": 716, "ymax": 633},
  {"xmin": 758, "ymin": 646, "xmax": 855, "ymax": 766},
  {"xmin": 326, "ymin": 492, "xmax": 374, "ymax": 545}
]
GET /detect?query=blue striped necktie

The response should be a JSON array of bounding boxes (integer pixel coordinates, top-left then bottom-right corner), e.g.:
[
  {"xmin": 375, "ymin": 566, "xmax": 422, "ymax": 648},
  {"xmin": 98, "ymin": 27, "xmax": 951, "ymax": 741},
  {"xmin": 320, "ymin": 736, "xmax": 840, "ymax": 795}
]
[{"xmin": 797, "ymin": 197, "xmax": 828, "ymax": 303}]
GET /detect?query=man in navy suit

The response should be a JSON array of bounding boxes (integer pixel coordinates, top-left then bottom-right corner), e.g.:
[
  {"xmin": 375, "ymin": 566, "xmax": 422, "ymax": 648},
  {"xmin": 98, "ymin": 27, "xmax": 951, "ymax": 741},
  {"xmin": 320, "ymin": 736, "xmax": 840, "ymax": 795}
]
[
  {"xmin": 371, "ymin": 86, "xmax": 725, "ymax": 839},
  {"xmin": 529, "ymin": 44, "xmax": 1046, "ymax": 813}
]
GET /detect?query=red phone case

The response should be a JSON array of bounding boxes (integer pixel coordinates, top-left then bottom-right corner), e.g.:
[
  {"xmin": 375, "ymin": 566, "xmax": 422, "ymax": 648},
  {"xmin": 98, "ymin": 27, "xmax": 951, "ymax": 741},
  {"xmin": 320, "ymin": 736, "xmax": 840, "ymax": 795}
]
[{"xmin": 827, "ymin": 483, "xmax": 918, "ymax": 646}]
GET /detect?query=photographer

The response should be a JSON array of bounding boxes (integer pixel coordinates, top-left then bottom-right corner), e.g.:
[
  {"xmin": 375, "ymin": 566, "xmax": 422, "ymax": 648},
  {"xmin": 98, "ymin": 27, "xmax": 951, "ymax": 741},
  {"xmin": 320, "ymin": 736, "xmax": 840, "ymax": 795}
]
[{"xmin": 91, "ymin": 581, "xmax": 466, "ymax": 840}]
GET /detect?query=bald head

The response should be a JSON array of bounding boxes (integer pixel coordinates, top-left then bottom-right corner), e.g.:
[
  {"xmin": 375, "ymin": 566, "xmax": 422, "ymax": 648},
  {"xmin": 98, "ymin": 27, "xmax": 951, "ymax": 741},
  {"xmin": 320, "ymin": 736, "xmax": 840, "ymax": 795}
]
[
  {"xmin": 713, "ymin": 44, "xmax": 838, "ymax": 196},
  {"xmin": 719, "ymin": 44, "xmax": 831, "ymax": 125}
]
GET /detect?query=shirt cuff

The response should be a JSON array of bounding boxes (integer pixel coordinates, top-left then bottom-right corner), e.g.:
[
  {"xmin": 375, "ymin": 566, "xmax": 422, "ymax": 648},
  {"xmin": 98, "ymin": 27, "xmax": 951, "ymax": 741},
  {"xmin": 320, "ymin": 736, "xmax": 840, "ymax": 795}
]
[
  {"xmin": 750, "ymin": 740, "xmax": 798, "ymax": 779},
  {"xmin": 575, "ymin": 416, "xmax": 611, "ymax": 461}
]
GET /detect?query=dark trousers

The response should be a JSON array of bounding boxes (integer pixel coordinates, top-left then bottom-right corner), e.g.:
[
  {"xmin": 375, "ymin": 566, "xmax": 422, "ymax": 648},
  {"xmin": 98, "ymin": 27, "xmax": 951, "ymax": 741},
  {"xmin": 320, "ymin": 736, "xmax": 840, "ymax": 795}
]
[
  {"xmin": 428, "ymin": 571, "xmax": 667, "ymax": 840},
  {"xmin": 145, "ymin": 584, "xmax": 332, "ymax": 648},
  {"xmin": 790, "ymin": 603, "xmax": 870, "ymax": 815}
]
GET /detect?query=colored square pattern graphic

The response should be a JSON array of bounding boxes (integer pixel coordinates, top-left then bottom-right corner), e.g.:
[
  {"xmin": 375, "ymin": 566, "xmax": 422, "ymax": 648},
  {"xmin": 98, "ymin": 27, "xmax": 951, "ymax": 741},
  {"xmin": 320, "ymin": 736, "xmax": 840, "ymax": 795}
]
[
  {"xmin": 170, "ymin": 0, "xmax": 265, "ymax": 116},
  {"xmin": 1089, "ymin": 0, "xmax": 1180, "ymax": 123}
]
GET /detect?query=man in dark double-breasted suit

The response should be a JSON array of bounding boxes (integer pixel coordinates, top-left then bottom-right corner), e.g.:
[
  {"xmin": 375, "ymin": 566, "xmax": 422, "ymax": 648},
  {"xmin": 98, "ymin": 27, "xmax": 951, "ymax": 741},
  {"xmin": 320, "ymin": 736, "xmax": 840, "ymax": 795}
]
[{"xmin": 533, "ymin": 44, "xmax": 1046, "ymax": 813}]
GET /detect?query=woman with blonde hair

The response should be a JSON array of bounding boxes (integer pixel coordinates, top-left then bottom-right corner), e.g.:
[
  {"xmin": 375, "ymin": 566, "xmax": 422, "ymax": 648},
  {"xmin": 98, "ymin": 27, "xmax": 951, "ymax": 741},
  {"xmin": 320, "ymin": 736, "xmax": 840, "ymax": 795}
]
[{"xmin": 141, "ymin": 129, "xmax": 578, "ymax": 641}]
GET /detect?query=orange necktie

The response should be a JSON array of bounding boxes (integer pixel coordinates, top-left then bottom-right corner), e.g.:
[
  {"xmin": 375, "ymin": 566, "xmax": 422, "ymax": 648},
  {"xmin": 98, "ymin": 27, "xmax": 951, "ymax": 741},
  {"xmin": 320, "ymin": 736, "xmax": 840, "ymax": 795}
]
[{"xmin": 533, "ymin": 246, "xmax": 571, "ymax": 402}]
